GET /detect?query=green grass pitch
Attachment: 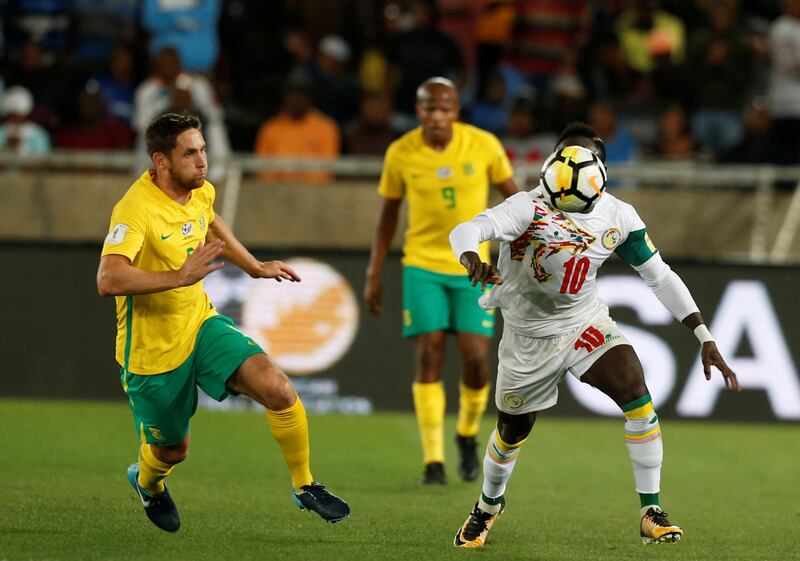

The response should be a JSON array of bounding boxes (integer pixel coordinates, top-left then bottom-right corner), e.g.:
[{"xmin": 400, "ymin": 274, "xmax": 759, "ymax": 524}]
[{"xmin": 1, "ymin": 399, "xmax": 797, "ymax": 561}]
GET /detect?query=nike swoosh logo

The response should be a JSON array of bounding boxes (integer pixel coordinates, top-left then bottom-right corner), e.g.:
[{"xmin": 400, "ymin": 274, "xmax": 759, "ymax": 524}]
[{"xmin": 160, "ymin": 233, "xmax": 173, "ymax": 240}]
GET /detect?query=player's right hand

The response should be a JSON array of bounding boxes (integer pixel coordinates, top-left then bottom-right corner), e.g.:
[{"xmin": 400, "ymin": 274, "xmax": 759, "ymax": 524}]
[
  {"xmin": 461, "ymin": 251, "xmax": 503, "ymax": 291},
  {"xmin": 364, "ymin": 275, "xmax": 382, "ymax": 317},
  {"xmin": 179, "ymin": 240, "xmax": 225, "ymax": 286}
]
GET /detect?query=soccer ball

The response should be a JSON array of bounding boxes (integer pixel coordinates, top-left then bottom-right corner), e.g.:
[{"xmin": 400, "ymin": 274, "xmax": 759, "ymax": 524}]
[{"xmin": 540, "ymin": 145, "xmax": 607, "ymax": 213}]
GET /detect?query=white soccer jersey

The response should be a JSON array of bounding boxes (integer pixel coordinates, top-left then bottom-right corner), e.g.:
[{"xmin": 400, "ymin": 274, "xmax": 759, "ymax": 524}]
[{"xmin": 473, "ymin": 187, "xmax": 658, "ymax": 337}]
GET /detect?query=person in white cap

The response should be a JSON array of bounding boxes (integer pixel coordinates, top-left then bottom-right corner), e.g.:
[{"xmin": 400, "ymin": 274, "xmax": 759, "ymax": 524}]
[{"xmin": 0, "ymin": 86, "xmax": 51, "ymax": 155}]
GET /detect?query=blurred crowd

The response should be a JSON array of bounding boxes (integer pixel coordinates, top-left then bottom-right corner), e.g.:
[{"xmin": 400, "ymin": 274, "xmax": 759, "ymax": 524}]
[{"xmin": 2, "ymin": 0, "xmax": 800, "ymax": 179}]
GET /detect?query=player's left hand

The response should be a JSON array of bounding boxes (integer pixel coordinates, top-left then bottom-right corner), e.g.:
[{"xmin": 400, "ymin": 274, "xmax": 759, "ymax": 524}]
[
  {"xmin": 701, "ymin": 341, "xmax": 740, "ymax": 392},
  {"xmin": 252, "ymin": 260, "xmax": 301, "ymax": 282}
]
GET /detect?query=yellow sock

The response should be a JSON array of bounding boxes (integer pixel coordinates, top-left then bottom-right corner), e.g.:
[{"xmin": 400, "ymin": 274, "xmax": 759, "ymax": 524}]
[
  {"xmin": 138, "ymin": 442, "xmax": 174, "ymax": 495},
  {"xmin": 266, "ymin": 396, "xmax": 314, "ymax": 490},
  {"xmin": 412, "ymin": 381, "xmax": 446, "ymax": 464},
  {"xmin": 456, "ymin": 382, "xmax": 490, "ymax": 438}
]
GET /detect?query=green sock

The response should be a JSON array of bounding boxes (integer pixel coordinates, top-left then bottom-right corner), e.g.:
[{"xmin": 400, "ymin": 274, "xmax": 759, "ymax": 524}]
[{"xmin": 639, "ymin": 492, "xmax": 660, "ymax": 509}]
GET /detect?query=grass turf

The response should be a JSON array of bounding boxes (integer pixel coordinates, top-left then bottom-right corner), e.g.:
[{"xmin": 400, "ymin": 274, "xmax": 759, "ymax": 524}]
[{"xmin": 0, "ymin": 399, "xmax": 796, "ymax": 561}]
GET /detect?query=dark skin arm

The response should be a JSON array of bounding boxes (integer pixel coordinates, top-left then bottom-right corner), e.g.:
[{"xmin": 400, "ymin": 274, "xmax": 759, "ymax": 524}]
[
  {"xmin": 458, "ymin": 251, "xmax": 503, "ymax": 291},
  {"xmin": 365, "ymin": 197, "xmax": 402, "ymax": 316},
  {"xmin": 681, "ymin": 312, "xmax": 741, "ymax": 391}
]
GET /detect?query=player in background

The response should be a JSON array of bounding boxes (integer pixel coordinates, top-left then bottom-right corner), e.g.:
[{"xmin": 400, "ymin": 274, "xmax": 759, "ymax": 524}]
[
  {"xmin": 449, "ymin": 123, "xmax": 740, "ymax": 546},
  {"xmin": 365, "ymin": 77, "xmax": 518, "ymax": 484},
  {"xmin": 97, "ymin": 113, "xmax": 349, "ymax": 532}
]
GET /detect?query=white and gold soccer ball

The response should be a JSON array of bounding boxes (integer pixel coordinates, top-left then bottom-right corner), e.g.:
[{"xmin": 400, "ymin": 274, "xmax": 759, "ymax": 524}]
[{"xmin": 540, "ymin": 145, "xmax": 607, "ymax": 213}]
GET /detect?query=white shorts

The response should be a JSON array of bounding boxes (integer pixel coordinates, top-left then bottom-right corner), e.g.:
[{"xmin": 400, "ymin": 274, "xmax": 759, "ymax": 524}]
[{"xmin": 495, "ymin": 309, "xmax": 630, "ymax": 414}]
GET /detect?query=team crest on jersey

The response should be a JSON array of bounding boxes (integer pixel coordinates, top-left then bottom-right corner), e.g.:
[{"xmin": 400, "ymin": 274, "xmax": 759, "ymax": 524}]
[
  {"xmin": 503, "ymin": 394, "xmax": 524, "ymax": 410},
  {"xmin": 181, "ymin": 221, "xmax": 193, "ymax": 237},
  {"xmin": 437, "ymin": 166, "xmax": 453, "ymax": 179},
  {"xmin": 199, "ymin": 215, "xmax": 206, "ymax": 230},
  {"xmin": 148, "ymin": 426, "xmax": 166, "ymax": 441},
  {"xmin": 601, "ymin": 228, "xmax": 622, "ymax": 249},
  {"xmin": 510, "ymin": 200, "xmax": 596, "ymax": 283},
  {"xmin": 463, "ymin": 162, "xmax": 474, "ymax": 176}
]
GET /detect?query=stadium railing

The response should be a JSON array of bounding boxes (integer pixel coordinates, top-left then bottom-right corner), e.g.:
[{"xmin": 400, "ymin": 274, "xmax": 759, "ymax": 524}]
[{"xmin": 2, "ymin": 151, "xmax": 800, "ymax": 263}]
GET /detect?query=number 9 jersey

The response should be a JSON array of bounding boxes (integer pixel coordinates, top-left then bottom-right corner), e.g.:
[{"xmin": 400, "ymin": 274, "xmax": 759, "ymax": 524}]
[{"xmin": 465, "ymin": 187, "xmax": 657, "ymax": 337}]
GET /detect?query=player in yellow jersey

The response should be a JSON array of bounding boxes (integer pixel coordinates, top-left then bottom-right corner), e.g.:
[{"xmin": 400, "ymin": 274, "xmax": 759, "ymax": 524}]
[
  {"xmin": 365, "ymin": 78, "xmax": 518, "ymax": 484},
  {"xmin": 97, "ymin": 113, "xmax": 349, "ymax": 532}
]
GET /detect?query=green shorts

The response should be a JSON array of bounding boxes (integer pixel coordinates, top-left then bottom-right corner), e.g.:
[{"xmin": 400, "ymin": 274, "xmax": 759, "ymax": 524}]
[
  {"xmin": 402, "ymin": 265, "xmax": 495, "ymax": 338},
  {"xmin": 121, "ymin": 314, "xmax": 264, "ymax": 446}
]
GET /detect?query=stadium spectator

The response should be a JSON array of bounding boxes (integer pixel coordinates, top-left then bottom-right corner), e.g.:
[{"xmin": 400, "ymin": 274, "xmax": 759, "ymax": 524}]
[
  {"xmin": 365, "ymin": 77, "xmax": 518, "ymax": 486},
  {"xmin": 505, "ymin": 0, "xmax": 591, "ymax": 100},
  {"xmin": 616, "ymin": 0, "xmax": 686, "ymax": 74},
  {"xmin": 133, "ymin": 47, "xmax": 230, "ymax": 181},
  {"xmin": 385, "ymin": 0, "xmax": 466, "ymax": 130},
  {"xmin": 254, "ymin": 71, "xmax": 340, "ymax": 183},
  {"xmin": 473, "ymin": 0, "xmax": 516, "ymax": 102},
  {"xmin": 302, "ymin": 34, "xmax": 361, "ymax": 127},
  {"xmin": 3, "ymin": 40, "xmax": 60, "ymax": 128},
  {"xmin": 468, "ymin": 71, "xmax": 508, "ymax": 135},
  {"xmin": 722, "ymin": 97, "xmax": 780, "ymax": 164},
  {"xmin": 54, "ymin": 80, "xmax": 132, "ymax": 150},
  {"xmin": 588, "ymin": 100, "xmax": 639, "ymax": 166},
  {"xmin": 500, "ymin": 95, "xmax": 557, "ymax": 165},
  {"xmin": 0, "ymin": 85, "xmax": 50, "ymax": 155},
  {"xmin": 92, "ymin": 45, "xmax": 137, "ymax": 129},
  {"xmin": 687, "ymin": 1, "xmax": 754, "ymax": 159},
  {"xmin": 648, "ymin": 103, "xmax": 697, "ymax": 159},
  {"xmin": 72, "ymin": 0, "xmax": 138, "ymax": 71},
  {"xmin": 767, "ymin": 0, "xmax": 800, "ymax": 165},
  {"xmin": 343, "ymin": 92, "xmax": 398, "ymax": 155},
  {"xmin": 142, "ymin": 0, "xmax": 221, "ymax": 74}
]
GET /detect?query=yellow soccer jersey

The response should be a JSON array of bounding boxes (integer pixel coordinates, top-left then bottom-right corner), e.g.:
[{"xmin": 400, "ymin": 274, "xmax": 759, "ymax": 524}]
[
  {"xmin": 101, "ymin": 170, "xmax": 217, "ymax": 375},
  {"xmin": 379, "ymin": 122, "xmax": 513, "ymax": 274}
]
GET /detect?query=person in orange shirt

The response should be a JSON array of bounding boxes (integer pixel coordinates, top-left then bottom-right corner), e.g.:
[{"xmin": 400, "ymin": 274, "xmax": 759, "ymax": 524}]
[{"xmin": 254, "ymin": 73, "xmax": 340, "ymax": 183}]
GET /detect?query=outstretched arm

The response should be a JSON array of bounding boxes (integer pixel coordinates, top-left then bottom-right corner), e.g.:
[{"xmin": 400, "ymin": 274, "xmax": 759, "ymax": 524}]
[
  {"xmin": 364, "ymin": 197, "xmax": 402, "ymax": 316},
  {"xmin": 207, "ymin": 213, "xmax": 300, "ymax": 282},
  {"xmin": 450, "ymin": 216, "xmax": 503, "ymax": 290},
  {"xmin": 634, "ymin": 254, "xmax": 740, "ymax": 391},
  {"xmin": 97, "ymin": 242, "xmax": 225, "ymax": 296}
]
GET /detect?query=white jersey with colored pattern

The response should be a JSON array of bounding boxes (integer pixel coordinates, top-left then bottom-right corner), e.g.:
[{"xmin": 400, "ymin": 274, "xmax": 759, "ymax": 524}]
[{"xmin": 477, "ymin": 187, "xmax": 657, "ymax": 337}]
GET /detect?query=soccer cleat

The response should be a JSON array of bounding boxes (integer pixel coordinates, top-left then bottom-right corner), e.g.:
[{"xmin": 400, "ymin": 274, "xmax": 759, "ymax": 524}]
[
  {"xmin": 293, "ymin": 482, "xmax": 350, "ymax": 523},
  {"xmin": 640, "ymin": 507, "xmax": 684, "ymax": 544},
  {"xmin": 422, "ymin": 462, "xmax": 447, "ymax": 485},
  {"xmin": 455, "ymin": 435, "xmax": 479, "ymax": 481},
  {"xmin": 453, "ymin": 499, "xmax": 505, "ymax": 548},
  {"xmin": 127, "ymin": 463, "xmax": 180, "ymax": 532}
]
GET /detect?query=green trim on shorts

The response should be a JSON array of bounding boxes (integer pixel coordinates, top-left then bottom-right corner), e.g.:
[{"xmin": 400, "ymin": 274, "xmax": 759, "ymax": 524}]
[
  {"xmin": 121, "ymin": 314, "xmax": 264, "ymax": 446},
  {"xmin": 124, "ymin": 295, "xmax": 133, "ymax": 375},
  {"xmin": 402, "ymin": 265, "xmax": 494, "ymax": 338}
]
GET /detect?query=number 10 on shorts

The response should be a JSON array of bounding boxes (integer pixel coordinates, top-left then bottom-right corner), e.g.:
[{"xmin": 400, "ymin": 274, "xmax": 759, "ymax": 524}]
[{"xmin": 574, "ymin": 326, "xmax": 605, "ymax": 352}]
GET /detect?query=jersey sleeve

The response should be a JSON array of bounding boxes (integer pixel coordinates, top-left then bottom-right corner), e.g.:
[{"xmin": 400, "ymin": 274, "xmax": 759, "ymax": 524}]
[
  {"xmin": 486, "ymin": 133, "xmax": 514, "ymax": 184},
  {"xmin": 377, "ymin": 142, "xmax": 404, "ymax": 199},
  {"xmin": 101, "ymin": 199, "xmax": 147, "ymax": 261},
  {"xmin": 614, "ymin": 203, "xmax": 658, "ymax": 267},
  {"xmin": 481, "ymin": 191, "xmax": 535, "ymax": 241}
]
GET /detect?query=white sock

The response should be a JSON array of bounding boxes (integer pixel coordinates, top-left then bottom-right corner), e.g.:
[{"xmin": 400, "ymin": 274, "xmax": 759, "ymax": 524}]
[
  {"xmin": 624, "ymin": 406, "xmax": 663, "ymax": 496},
  {"xmin": 478, "ymin": 429, "xmax": 525, "ymax": 513}
]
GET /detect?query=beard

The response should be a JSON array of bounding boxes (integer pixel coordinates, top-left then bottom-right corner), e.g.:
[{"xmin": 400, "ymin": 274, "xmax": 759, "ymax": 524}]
[{"xmin": 168, "ymin": 166, "xmax": 205, "ymax": 190}]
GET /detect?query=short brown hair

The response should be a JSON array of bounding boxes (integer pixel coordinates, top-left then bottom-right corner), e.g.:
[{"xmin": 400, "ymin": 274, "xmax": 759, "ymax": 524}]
[{"xmin": 145, "ymin": 113, "xmax": 201, "ymax": 157}]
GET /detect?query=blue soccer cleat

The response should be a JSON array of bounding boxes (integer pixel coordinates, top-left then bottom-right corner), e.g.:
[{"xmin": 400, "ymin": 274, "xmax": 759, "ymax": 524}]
[
  {"xmin": 127, "ymin": 463, "xmax": 181, "ymax": 532},
  {"xmin": 293, "ymin": 482, "xmax": 350, "ymax": 523}
]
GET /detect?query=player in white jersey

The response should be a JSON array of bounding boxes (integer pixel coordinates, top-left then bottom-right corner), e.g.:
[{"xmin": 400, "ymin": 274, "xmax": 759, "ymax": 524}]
[{"xmin": 448, "ymin": 123, "xmax": 741, "ymax": 547}]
